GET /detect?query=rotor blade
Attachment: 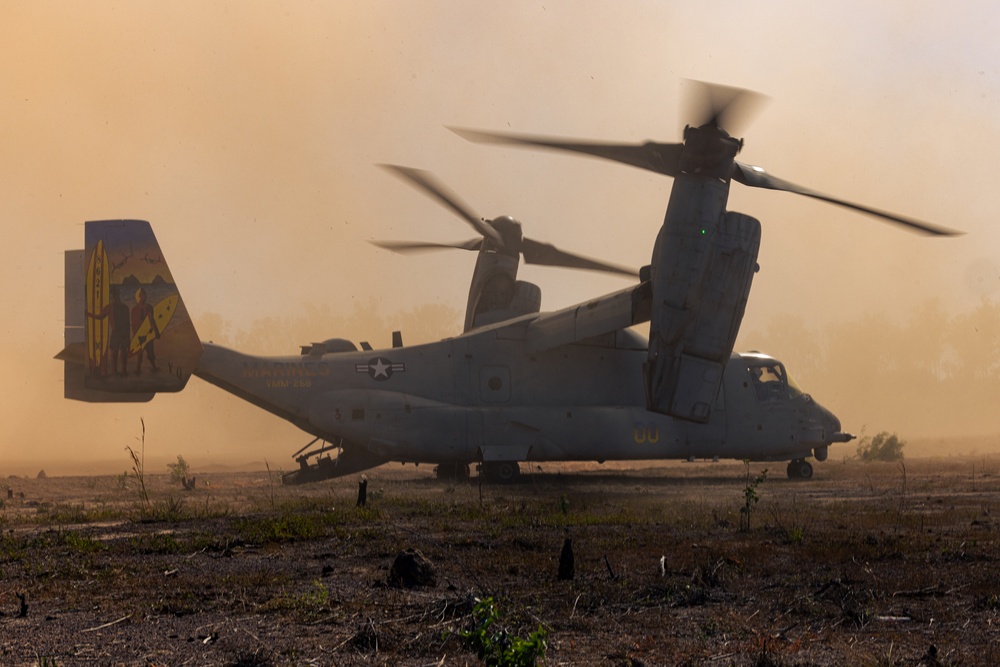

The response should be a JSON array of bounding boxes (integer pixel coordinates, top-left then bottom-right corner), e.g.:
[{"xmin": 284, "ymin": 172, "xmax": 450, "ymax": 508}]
[
  {"xmin": 684, "ymin": 80, "xmax": 767, "ymax": 135},
  {"xmin": 732, "ymin": 162, "xmax": 962, "ymax": 237},
  {"xmin": 521, "ymin": 237, "xmax": 638, "ymax": 277},
  {"xmin": 450, "ymin": 127, "xmax": 684, "ymax": 177},
  {"xmin": 369, "ymin": 239, "xmax": 482, "ymax": 254},
  {"xmin": 379, "ymin": 164, "xmax": 503, "ymax": 245}
]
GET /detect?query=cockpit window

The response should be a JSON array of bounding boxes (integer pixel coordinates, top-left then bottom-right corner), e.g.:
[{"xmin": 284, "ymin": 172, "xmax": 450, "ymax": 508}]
[
  {"xmin": 748, "ymin": 362, "xmax": 791, "ymax": 401},
  {"xmin": 786, "ymin": 372, "xmax": 803, "ymax": 399}
]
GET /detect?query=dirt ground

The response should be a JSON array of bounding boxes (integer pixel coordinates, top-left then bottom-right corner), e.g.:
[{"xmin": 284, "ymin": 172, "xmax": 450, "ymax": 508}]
[{"xmin": 1, "ymin": 455, "xmax": 999, "ymax": 666}]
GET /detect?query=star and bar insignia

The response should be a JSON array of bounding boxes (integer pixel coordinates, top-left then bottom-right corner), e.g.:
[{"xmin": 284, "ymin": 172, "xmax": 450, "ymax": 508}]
[{"xmin": 355, "ymin": 357, "xmax": 406, "ymax": 381}]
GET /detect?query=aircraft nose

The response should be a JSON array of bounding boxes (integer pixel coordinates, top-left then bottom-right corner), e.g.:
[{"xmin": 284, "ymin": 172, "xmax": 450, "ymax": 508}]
[
  {"xmin": 823, "ymin": 407, "xmax": 854, "ymax": 443},
  {"xmin": 805, "ymin": 399, "xmax": 853, "ymax": 443}
]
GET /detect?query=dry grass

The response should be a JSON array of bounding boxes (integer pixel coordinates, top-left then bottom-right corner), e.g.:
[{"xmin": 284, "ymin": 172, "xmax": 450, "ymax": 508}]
[{"xmin": 1, "ymin": 456, "xmax": 999, "ymax": 665}]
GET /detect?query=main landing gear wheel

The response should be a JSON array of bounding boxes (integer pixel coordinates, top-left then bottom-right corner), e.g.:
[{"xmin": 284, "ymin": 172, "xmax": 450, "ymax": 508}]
[
  {"xmin": 481, "ymin": 461, "xmax": 520, "ymax": 484},
  {"xmin": 786, "ymin": 459, "xmax": 813, "ymax": 480}
]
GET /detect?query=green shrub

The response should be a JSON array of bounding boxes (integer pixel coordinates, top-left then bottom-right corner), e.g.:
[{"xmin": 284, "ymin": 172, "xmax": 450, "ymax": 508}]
[
  {"xmin": 739, "ymin": 461, "xmax": 767, "ymax": 531},
  {"xmin": 857, "ymin": 431, "xmax": 905, "ymax": 462},
  {"xmin": 167, "ymin": 455, "xmax": 190, "ymax": 484},
  {"xmin": 460, "ymin": 597, "xmax": 547, "ymax": 667}
]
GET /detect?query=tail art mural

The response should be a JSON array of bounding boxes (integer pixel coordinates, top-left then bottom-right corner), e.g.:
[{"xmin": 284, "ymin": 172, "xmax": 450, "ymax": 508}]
[{"xmin": 65, "ymin": 220, "xmax": 203, "ymax": 401}]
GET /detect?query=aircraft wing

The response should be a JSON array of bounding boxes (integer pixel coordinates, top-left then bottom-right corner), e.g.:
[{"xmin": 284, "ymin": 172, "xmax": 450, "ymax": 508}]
[{"xmin": 522, "ymin": 281, "xmax": 651, "ymax": 352}]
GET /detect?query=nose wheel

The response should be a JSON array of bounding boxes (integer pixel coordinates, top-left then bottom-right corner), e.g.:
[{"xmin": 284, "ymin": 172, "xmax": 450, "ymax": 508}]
[{"xmin": 786, "ymin": 459, "xmax": 813, "ymax": 480}]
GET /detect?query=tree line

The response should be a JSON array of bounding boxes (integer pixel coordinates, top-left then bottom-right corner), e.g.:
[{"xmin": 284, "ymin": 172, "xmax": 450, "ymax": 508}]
[{"xmin": 738, "ymin": 297, "xmax": 1000, "ymax": 439}]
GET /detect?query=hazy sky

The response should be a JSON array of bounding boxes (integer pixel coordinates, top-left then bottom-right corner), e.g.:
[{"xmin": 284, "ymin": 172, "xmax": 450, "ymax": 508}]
[{"xmin": 3, "ymin": 2, "xmax": 999, "ymax": 473}]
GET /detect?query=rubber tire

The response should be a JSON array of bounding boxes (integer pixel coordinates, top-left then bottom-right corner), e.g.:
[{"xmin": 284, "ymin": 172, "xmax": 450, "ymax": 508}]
[
  {"xmin": 786, "ymin": 459, "xmax": 813, "ymax": 480},
  {"xmin": 482, "ymin": 461, "xmax": 520, "ymax": 484}
]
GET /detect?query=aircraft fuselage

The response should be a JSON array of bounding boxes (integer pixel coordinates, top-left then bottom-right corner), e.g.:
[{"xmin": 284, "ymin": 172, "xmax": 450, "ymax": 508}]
[{"xmin": 194, "ymin": 319, "xmax": 845, "ymax": 468}]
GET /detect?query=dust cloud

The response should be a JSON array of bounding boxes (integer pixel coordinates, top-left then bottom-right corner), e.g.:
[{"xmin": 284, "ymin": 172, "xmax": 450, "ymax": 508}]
[
  {"xmin": 3, "ymin": 2, "xmax": 1000, "ymax": 475},
  {"xmin": 737, "ymin": 301, "xmax": 1000, "ymax": 445}
]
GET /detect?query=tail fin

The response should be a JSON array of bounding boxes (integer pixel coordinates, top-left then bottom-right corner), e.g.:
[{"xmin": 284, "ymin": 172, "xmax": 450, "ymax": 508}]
[{"xmin": 58, "ymin": 220, "xmax": 203, "ymax": 402}]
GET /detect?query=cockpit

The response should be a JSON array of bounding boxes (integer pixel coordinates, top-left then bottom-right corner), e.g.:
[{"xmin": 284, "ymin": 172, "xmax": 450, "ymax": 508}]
[{"xmin": 746, "ymin": 358, "xmax": 803, "ymax": 402}]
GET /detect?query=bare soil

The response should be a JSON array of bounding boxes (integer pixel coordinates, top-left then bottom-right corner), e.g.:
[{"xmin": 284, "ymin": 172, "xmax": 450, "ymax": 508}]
[{"xmin": 2, "ymin": 456, "xmax": 999, "ymax": 666}]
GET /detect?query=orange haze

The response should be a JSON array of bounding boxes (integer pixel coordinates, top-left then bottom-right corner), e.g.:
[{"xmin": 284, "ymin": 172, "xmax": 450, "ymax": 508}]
[{"xmin": 3, "ymin": 2, "xmax": 1000, "ymax": 475}]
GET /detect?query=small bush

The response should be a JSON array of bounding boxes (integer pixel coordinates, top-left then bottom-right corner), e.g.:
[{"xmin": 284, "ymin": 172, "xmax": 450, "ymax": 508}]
[
  {"xmin": 167, "ymin": 455, "xmax": 191, "ymax": 485},
  {"xmin": 739, "ymin": 461, "xmax": 767, "ymax": 531},
  {"xmin": 460, "ymin": 597, "xmax": 547, "ymax": 667},
  {"xmin": 856, "ymin": 431, "xmax": 905, "ymax": 462}
]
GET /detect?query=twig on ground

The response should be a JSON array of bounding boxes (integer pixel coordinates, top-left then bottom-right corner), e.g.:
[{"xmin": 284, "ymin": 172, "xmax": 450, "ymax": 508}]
[{"xmin": 81, "ymin": 613, "xmax": 133, "ymax": 633}]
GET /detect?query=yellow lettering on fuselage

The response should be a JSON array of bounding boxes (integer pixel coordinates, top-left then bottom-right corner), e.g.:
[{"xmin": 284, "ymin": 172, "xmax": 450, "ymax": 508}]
[
  {"xmin": 633, "ymin": 422, "xmax": 659, "ymax": 444},
  {"xmin": 265, "ymin": 378, "xmax": 313, "ymax": 389},
  {"xmin": 243, "ymin": 361, "xmax": 331, "ymax": 380}
]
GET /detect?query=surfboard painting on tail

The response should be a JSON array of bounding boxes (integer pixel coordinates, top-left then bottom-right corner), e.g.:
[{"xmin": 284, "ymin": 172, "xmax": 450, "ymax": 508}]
[
  {"xmin": 129, "ymin": 293, "xmax": 178, "ymax": 356},
  {"xmin": 77, "ymin": 220, "xmax": 203, "ymax": 396},
  {"xmin": 85, "ymin": 239, "xmax": 110, "ymax": 374}
]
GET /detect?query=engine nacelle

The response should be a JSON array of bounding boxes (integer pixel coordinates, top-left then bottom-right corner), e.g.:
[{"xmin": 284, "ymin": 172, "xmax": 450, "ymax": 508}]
[{"xmin": 645, "ymin": 209, "xmax": 761, "ymax": 422}]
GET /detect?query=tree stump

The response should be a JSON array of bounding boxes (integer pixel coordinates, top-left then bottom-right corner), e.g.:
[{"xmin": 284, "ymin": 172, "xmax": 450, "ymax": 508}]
[{"xmin": 558, "ymin": 537, "xmax": 574, "ymax": 580}]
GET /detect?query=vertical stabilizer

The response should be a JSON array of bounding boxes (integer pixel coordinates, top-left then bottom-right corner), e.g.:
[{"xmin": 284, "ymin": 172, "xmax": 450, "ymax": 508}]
[{"xmin": 59, "ymin": 220, "xmax": 202, "ymax": 401}]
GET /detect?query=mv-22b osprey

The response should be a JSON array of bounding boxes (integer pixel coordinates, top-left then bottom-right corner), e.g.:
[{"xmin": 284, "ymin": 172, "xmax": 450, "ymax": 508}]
[{"xmin": 57, "ymin": 84, "xmax": 957, "ymax": 482}]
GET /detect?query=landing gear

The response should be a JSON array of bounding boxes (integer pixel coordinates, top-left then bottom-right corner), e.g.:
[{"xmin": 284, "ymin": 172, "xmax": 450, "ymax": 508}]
[
  {"xmin": 282, "ymin": 437, "xmax": 388, "ymax": 485},
  {"xmin": 434, "ymin": 462, "xmax": 471, "ymax": 481},
  {"xmin": 786, "ymin": 459, "xmax": 813, "ymax": 480},
  {"xmin": 480, "ymin": 460, "xmax": 520, "ymax": 484}
]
